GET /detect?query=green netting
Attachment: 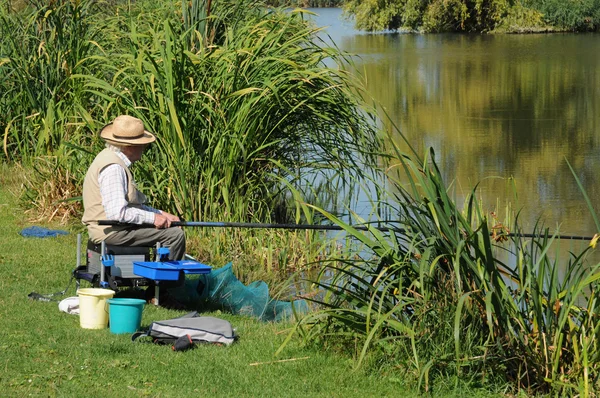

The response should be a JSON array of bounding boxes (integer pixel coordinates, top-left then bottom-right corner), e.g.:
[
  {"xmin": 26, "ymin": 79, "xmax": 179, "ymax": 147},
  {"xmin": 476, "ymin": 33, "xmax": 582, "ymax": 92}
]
[{"xmin": 169, "ymin": 263, "xmax": 309, "ymax": 322}]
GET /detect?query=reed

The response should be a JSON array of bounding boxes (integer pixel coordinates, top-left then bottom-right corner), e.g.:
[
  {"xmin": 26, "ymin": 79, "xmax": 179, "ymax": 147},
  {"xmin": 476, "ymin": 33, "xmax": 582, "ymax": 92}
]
[
  {"xmin": 1, "ymin": 0, "xmax": 381, "ymax": 282},
  {"xmin": 0, "ymin": 0, "xmax": 100, "ymax": 160},
  {"xmin": 67, "ymin": 1, "xmax": 380, "ymax": 225},
  {"xmin": 284, "ymin": 138, "xmax": 600, "ymax": 394}
]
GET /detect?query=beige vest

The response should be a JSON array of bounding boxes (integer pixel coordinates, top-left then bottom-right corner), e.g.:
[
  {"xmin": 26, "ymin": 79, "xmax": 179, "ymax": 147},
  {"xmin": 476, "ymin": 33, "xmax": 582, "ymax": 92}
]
[{"xmin": 82, "ymin": 148, "xmax": 148, "ymax": 242}]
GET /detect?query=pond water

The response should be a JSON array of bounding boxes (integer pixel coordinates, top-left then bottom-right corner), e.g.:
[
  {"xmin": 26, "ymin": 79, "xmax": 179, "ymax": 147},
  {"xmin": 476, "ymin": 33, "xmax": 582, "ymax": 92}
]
[{"xmin": 308, "ymin": 8, "xmax": 600, "ymax": 240}]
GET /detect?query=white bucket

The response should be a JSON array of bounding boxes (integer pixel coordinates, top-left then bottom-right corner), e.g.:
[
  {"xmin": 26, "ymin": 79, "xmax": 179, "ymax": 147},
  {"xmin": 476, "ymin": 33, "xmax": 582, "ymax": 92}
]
[{"xmin": 77, "ymin": 288, "xmax": 115, "ymax": 329}]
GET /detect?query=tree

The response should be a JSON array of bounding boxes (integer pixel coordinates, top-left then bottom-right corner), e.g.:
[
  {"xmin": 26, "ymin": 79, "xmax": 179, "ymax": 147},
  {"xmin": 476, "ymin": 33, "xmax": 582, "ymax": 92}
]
[
  {"xmin": 343, "ymin": 0, "xmax": 600, "ymax": 32},
  {"xmin": 343, "ymin": 0, "xmax": 512, "ymax": 32}
]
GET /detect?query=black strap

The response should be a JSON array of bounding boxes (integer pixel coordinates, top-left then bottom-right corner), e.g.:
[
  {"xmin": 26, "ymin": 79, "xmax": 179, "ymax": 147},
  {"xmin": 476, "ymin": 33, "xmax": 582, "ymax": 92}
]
[
  {"xmin": 28, "ymin": 273, "xmax": 75, "ymax": 302},
  {"xmin": 131, "ymin": 333, "xmax": 177, "ymax": 346},
  {"xmin": 131, "ymin": 330, "xmax": 150, "ymax": 342}
]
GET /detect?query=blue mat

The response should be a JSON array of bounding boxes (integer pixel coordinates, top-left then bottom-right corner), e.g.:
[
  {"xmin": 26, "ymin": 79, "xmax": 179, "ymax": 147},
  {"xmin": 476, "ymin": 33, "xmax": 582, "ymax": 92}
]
[{"xmin": 20, "ymin": 226, "xmax": 69, "ymax": 238}]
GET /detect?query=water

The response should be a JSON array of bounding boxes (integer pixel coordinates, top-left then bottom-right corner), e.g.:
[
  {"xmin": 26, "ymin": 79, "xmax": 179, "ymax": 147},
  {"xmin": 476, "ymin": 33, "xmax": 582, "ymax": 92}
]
[{"xmin": 308, "ymin": 8, "xmax": 600, "ymax": 239}]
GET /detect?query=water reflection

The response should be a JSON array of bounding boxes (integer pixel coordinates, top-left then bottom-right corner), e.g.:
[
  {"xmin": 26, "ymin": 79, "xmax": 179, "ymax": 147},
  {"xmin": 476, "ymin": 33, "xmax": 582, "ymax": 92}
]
[{"xmin": 310, "ymin": 9, "xmax": 600, "ymax": 238}]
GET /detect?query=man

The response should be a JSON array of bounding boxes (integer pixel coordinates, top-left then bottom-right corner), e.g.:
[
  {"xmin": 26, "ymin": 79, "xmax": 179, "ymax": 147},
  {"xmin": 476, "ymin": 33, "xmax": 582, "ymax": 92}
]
[{"xmin": 82, "ymin": 115, "xmax": 185, "ymax": 260}]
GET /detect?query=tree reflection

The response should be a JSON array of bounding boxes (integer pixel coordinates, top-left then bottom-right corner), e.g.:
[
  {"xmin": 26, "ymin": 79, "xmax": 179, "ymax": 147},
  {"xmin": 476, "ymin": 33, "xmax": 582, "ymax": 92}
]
[{"xmin": 341, "ymin": 32, "xmax": 600, "ymax": 236}]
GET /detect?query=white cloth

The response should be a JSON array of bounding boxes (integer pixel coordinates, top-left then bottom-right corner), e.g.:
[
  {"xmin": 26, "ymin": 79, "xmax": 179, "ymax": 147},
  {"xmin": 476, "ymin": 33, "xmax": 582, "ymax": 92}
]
[
  {"xmin": 98, "ymin": 149, "xmax": 160, "ymax": 225},
  {"xmin": 58, "ymin": 296, "xmax": 80, "ymax": 315}
]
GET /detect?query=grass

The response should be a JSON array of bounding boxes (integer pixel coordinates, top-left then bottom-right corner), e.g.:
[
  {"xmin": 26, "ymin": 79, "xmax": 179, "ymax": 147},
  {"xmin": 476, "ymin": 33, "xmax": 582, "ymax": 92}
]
[
  {"xmin": 0, "ymin": 166, "xmax": 401, "ymax": 397},
  {"xmin": 0, "ymin": 164, "xmax": 516, "ymax": 397}
]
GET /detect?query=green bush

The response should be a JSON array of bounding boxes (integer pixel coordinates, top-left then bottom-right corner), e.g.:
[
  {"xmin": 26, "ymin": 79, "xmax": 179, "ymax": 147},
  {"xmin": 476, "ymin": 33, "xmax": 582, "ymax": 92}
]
[
  {"xmin": 493, "ymin": 3, "xmax": 547, "ymax": 33},
  {"xmin": 342, "ymin": 0, "xmax": 599, "ymax": 32},
  {"xmin": 526, "ymin": 0, "xmax": 600, "ymax": 31}
]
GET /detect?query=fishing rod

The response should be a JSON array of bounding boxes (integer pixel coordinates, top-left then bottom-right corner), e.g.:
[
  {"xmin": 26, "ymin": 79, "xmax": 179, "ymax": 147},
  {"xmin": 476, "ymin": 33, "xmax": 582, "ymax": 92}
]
[
  {"xmin": 97, "ymin": 220, "xmax": 596, "ymax": 241},
  {"xmin": 99, "ymin": 220, "xmax": 394, "ymax": 231}
]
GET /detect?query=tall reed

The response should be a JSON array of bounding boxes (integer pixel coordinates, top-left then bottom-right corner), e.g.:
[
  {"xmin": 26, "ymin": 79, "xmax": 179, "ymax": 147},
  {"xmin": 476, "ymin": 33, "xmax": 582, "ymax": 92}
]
[
  {"xmin": 0, "ymin": 0, "xmax": 100, "ymax": 160},
  {"xmin": 1, "ymin": 0, "xmax": 382, "ymax": 282},
  {"xmin": 71, "ymin": 2, "xmax": 380, "ymax": 225},
  {"xmin": 284, "ymin": 139, "xmax": 600, "ymax": 394}
]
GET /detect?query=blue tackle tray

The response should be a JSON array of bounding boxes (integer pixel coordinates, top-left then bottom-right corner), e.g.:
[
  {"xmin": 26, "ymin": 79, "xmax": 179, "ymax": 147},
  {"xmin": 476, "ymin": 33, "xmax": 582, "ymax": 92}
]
[{"xmin": 133, "ymin": 260, "xmax": 212, "ymax": 281}]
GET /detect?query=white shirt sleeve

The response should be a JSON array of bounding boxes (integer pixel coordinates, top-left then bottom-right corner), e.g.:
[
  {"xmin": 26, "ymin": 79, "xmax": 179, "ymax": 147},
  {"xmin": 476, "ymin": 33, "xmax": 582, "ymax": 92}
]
[{"xmin": 98, "ymin": 164, "xmax": 158, "ymax": 225}]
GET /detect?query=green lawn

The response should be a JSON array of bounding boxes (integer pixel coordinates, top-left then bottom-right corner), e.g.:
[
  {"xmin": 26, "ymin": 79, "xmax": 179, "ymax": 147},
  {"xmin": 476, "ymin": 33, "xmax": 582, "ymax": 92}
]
[
  {"xmin": 0, "ymin": 172, "xmax": 406, "ymax": 397},
  {"xmin": 0, "ymin": 168, "xmax": 510, "ymax": 397}
]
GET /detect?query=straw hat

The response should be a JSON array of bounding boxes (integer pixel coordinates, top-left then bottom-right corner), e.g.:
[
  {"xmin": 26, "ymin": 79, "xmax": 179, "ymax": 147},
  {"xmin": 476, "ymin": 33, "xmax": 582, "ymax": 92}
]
[{"xmin": 100, "ymin": 115, "xmax": 156, "ymax": 146}]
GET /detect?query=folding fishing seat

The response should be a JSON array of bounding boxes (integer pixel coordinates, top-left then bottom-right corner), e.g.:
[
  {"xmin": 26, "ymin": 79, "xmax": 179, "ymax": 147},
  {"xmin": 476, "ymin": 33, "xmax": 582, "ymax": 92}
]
[
  {"xmin": 73, "ymin": 236, "xmax": 154, "ymax": 291},
  {"xmin": 73, "ymin": 236, "xmax": 209, "ymax": 307}
]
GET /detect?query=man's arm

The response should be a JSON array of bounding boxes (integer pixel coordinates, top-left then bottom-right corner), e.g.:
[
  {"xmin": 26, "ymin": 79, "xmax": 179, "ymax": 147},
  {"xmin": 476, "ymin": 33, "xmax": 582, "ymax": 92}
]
[
  {"xmin": 98, "ymin": 164, "xmax": 157, "ymax": 225},
  {"xmin": 99, "ymin": 164, "xmax": 178, "ymax": 229}
]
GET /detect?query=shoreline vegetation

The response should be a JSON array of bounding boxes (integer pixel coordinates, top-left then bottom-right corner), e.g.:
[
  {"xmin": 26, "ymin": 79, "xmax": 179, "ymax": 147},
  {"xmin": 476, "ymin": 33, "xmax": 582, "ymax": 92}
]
[
  {"xmin": 265, "ymin": 0, "xmax": 342, "ymax": 6},
  {"xmin": 3, "ymin": 0, "xmax": 600, "ymax": 396},
  {"xmin": 264, "ymin": 0, "xmax": 600, "ymax": 33},
  {"xmin": 1, "ymin": 0, "xmax": 381, "ymax": 280}
]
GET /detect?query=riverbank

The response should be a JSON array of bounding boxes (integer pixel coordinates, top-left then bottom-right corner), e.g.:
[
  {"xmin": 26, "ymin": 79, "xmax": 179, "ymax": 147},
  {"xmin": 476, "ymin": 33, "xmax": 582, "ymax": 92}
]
[
  {"xmin": 0, "ymin": 164, "xmax": 514, "ymax": 397},
  {"xmin": 0, "ymin": 166, "xmax": 392, "ymax": 397}
]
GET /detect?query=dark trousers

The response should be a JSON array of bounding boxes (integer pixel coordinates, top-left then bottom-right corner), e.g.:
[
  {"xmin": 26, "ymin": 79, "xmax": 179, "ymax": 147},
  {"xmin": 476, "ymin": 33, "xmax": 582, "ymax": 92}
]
[{"xmin": 104, "ymin": 226, "xmax": 186, "ymax": 260}]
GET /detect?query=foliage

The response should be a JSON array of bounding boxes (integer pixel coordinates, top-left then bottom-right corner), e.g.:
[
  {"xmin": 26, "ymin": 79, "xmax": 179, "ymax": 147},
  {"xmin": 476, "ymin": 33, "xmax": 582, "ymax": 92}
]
[
  {"xmin": 342, "ymin": 0, "xmax": 407, "ymax": 32},
  {"xmin": 343, "ymin": 0, "xmax": 510, "ymax": 32},
  {"xmin": 342, "ymin": 0, "xmax": 600, "ymax": 32},
  {"xmin": 0, "ymin": 0, "xmax": 381, "ymax": 229},
  {"xmin": 283, "ymin": 137, "xmax": 600, "ymax": 394},
  {"xmin": 422, "ymin": 0, "xmax": 509, "ymax": 33},
  {"xmin": 493, "ymin": 2, "xmax": 547, "ymax": 33},
  {"xmin": 0, "ymin": 0, "xmax": 100, "ymax": 160},
  {"xmin": 525, "ymin": 0, "xmax": 600, "ymax": 31},
  {"xmin": 265, "ymin": 0, "xmax": 343, "ymax": 7}
]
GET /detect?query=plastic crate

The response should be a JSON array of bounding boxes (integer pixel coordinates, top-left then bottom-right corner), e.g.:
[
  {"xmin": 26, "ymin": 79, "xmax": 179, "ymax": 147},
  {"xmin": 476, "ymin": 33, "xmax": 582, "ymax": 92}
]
[{"xmin": 133, "ymin": 260, "xmax": 212, "ymax": 281}]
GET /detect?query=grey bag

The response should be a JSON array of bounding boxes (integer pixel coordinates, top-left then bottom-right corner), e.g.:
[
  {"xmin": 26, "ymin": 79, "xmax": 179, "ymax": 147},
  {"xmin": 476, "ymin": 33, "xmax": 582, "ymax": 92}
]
[{"xmin": 132, "ymin": 312, "xmax": 236, "ymax": 346}]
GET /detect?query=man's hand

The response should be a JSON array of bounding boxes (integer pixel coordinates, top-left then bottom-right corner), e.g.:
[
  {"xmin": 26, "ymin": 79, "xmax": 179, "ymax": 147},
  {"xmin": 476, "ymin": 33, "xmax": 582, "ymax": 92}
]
[
  {"xmin": 154, "ymin": 211, "xmax": 180, "ymax": 229},
  {"xmin": 161, "ymin": 211, "xmax": 181, "ymax": 223},
  {"xmin": 154, "ymin": 212, "xmax": 171, "ymax": 229}
]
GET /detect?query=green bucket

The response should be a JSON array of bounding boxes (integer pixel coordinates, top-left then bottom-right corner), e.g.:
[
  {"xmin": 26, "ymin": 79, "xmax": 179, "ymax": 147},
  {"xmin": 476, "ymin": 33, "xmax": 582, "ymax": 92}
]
[{"xmin": 107, "ymin": 298, "xmax": 145, "ymax": 334}]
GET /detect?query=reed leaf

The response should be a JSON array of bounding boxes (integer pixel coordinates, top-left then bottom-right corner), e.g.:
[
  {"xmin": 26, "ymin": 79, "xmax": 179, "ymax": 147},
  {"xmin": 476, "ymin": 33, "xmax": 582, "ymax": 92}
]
[{"xmin": 288, "ymin": 131, "xmax": 600, "ymax": 394}]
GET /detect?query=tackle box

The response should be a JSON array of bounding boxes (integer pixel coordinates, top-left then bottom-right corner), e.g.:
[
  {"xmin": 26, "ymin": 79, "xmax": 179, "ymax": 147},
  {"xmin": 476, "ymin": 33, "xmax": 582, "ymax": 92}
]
[{"xmin": 133, "ymin": 260, "xmax": 212, "ymax": 281}]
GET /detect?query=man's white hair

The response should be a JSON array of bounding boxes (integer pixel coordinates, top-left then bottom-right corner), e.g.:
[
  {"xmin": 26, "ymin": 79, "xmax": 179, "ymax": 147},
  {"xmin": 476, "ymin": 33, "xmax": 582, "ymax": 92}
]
[{"xmin": 106, "ymin": 143, "xmax": 124, "ymax": 152}]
